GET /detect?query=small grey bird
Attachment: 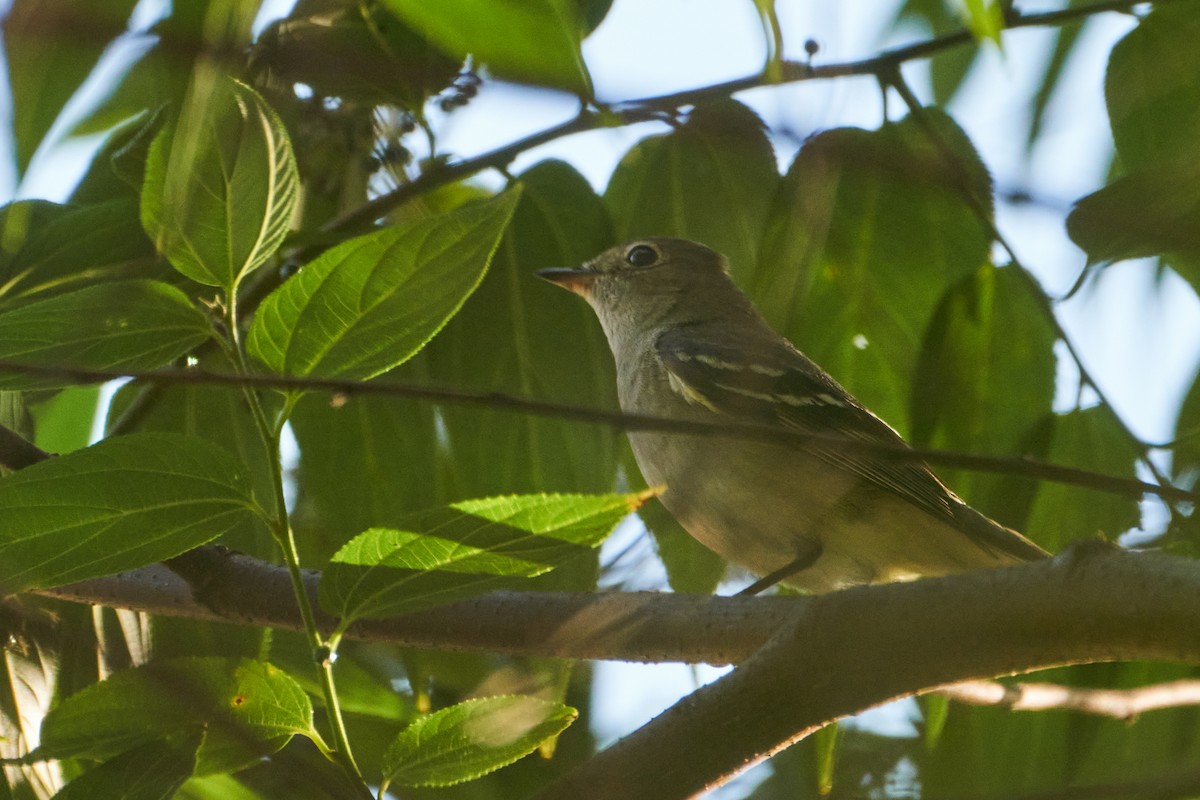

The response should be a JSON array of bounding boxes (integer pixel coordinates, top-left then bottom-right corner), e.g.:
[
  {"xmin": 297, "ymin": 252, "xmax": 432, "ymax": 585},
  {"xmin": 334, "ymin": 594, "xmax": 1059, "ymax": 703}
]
[{"xmin": 538, "ymin": 237, "xmax": 1047, "ymax": 593}]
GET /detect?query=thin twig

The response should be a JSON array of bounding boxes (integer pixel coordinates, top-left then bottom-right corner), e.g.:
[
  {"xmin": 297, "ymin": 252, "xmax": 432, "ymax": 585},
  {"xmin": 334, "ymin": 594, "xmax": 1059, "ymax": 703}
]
[
  {"xmin": 0, "ymin": 362, "xmax": 1191, "ymax": 503},
  {"xmin": 939, "ymin": 677, "xmax": 1200, "ymax": 721}
]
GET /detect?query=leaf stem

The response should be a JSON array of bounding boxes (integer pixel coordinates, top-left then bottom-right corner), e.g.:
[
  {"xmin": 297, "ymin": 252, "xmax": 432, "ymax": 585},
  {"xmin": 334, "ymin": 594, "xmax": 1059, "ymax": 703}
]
[{"xmin": 223, "ymin": 294, "xmax": 368, "ymax": 792}]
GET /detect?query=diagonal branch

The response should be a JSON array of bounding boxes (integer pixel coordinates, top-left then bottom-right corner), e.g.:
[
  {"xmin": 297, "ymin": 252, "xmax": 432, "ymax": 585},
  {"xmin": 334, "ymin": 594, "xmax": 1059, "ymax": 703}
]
[{"xmin": 532, "ymin": 543, "xmax": 1200, "ymax": 800}]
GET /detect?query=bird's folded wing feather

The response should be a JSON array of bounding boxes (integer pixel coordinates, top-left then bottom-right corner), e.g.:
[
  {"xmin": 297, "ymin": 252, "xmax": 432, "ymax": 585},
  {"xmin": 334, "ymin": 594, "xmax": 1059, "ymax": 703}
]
[{"xmin": 654, "ymin": 331, "xmax": 958, "ymax": 523}]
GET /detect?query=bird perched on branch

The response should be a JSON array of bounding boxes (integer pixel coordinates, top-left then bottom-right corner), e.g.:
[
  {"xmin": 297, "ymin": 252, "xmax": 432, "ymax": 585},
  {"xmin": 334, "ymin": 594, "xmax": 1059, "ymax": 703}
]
[{"xmin": 538, "ymin": 237, "xmax": 1047, "ymax": 594}]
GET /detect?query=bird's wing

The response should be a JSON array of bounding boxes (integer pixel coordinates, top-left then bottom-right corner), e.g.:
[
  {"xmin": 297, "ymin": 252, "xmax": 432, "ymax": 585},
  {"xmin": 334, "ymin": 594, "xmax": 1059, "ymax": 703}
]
[{"xmin": 653, "ymin": 330, "xmax": 958, "ymax": 523}]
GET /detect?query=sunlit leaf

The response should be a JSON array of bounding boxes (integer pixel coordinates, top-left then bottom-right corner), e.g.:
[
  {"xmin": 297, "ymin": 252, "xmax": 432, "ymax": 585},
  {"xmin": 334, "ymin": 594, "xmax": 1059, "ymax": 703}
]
[
  {"xmin": 0, "ymin": 280, "xmax": 212, "ymax": 390},
  {"xmin": 141, "ymin": 77, "xmax": 299, "ymax": 290},
  {"xmin": 380, "ymin": 0, "xmax": 592, "ymax": 95},
  {"xmin": 248, "ymin": 189, "xmax": 520, "ymax": 380},
  {"xmin": 382, "ymin": 695, "xmax": 576, "ymax": 788},
  {"xmin": 948, "ymin": 0, "xmax": 1004, "ymax": 46},
  {"xmin": 320, "ymin": 492, "xmax": 645, "ymax": 623},
  {"xmin": 36, "ymin": 658, "xmax": 315, "ymax": 775},
  {"xmin": 0, "ymin": 433, "xmax": 267, "ymax": 593}
]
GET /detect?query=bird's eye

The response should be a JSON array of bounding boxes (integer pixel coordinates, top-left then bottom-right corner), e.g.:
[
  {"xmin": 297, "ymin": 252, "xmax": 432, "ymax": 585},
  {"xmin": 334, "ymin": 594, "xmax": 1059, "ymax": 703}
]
[{"xmin": 625, "ymin": 244, "xmax": 660, "ymax": 268}]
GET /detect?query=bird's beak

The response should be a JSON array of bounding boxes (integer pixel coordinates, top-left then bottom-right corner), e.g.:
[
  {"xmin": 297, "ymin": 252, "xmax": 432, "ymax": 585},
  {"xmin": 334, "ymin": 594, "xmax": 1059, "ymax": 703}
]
[{"xmin": 535, "ymin": 265, "xmax": 597, "ymax": 296}]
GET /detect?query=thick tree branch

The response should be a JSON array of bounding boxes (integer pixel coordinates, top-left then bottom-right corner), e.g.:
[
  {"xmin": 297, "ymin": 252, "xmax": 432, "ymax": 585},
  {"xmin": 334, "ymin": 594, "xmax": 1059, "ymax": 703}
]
[
  {"xmin": 0, "ymin": 367, "xmax": 1189, "ymax": 504},
  {"xmin": 532, "ymin": 544, "xmax": 1200, "ymax": 800},
  {"xmin": 939, "ymin": 677, "xmax": 1200, "ymax": 721},
  {"xmin": 36, "ymin": 547, "xmax": 790, "ymax": 664}
]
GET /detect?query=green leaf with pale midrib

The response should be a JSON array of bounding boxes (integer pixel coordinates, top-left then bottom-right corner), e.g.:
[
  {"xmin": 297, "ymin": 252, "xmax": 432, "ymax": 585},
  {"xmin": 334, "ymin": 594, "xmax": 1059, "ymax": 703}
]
[
  {"xmin": 0, "ymin": 280, "xmax": 212, "ymax": 390},
  {"xmin": 0, "ymin": 433, "xmax": 267, "ymax": 593},
  {"xmin": 319, "ymin": 491, "xmax": 643, "ymax": 623},
  {"xmin": 247, "ymin": 189, "xmax": 520, "ymax": 381},
  {"xmin": 141, "ymin": 77, "xmax": 298, "ymax": 291},
  {"xmin": 382, "ymin": 695, "xmax": 577, "ymax": 788}
]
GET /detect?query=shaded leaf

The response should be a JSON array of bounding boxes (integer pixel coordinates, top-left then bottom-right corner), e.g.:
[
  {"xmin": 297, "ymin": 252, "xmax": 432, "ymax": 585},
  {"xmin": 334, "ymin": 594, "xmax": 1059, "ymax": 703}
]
[
  {"xmin": 910, "ymin": 265, "xmax": 1057, "ymax": 531},
  {"xmin": 289, "ymin": 392, "xmax": 442, "ymax": 565},
  {"xmin": 141, "ymin": 78, "xmax": 299, "ymax": 290},
  {"xmin": 1105, "ymin": 5, "xmax": 1200, "ymax": 170},
  {"xmin": 0, "ymin": 280, "xmax": 212, "ymax": 390},
  {"xmin": 1023, "ymin": 407, "xmax": 1141, "ymax": 552},
  {"xmin": 3, "ymin": 0, "xmax": 139, "ymax": 176},
  {"xmin": 52, "ymin": 737, "xmax": 199, "ymax": 800},
  {"xmin": 638, "ymin": 492, "xmax": 724, "ymax": 595},
  {"xmin": 420, "ymin": 161, "xmax": 619, "ymax": 497},
  {"xmin": 1067, "ymin": 167, "xmax": 1200, "ymax": 290},
  {"xmin": 753, "ymin": 111, "xmax": 992, "ymax": 432},
  {"xmin": 37, "ymin": 658, "xmax": 315, "ymax": 775},
  {"xmin": 255, "ymin": 4, "xmax": 458, "ymax": 107},
  {"xmin": 382, "ymin": 695, "xmax": 576, "ymax": 788},
  {"xmin": 379, "ymin": 0, "xmax": 592, "ymax": 95},
  {"xmin": 1173, "ymin": 363, "xmax": 1200, "ymax": 493},
  {"xmin": 0, "ymin": 200, "xmax": 158, "ymax": 307},
  {"xmin": 248, "ymin": 189, "xmax": 520, "ymax": 380},
  {"xmin": 319, "ymin": 492, "xmax": 644, "ymax": 623},
  {"xmin": 0, "ymin": 432, "xmax": 266, "ymax": 593},
  {"xmin": 604, "ymin": 100, "xmax": 779, "ymax": 287},
  {"xmin": 105, "ymin": 356, "xmax": 280, "ymax": 559},
  {"xmin": 921, "ymin": 663, "xmax": 1200, "ymax": 797}
]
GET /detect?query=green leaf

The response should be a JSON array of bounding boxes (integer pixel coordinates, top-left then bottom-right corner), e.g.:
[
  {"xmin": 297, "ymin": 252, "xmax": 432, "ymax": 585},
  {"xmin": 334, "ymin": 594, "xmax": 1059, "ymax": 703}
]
[
  {"xmin": 419, "ymin": 161, "xmax": 619, "ymax": 496},
  {"xmin": 30, "ymin": 386, "xmax": 101, "ymax": 454},
  {"xmin": 949, "ymin": 0, "xmax": 1004, "ymax": 46},
  {"xmin": 247, "ymin": 189, "xmax": 520, "ymax": 380},
  {"xmin": 0, "ymin": 280, "xmax": 212, "ymax": 390},
  {"xmin": 379, "ymin": 0, "xmax": 592, "ymax": 95},
  {"xmin": 37, "ymin": 658, "xmax": 315, "ymax": 775},
  {"xmin": 290, "ymin": 393, "xmax": 442, "ymax": 565},
  {"xmin": 105, "ymin": 358, "xmax": 280, "ymax": 559},
  {"xmin": 52, "ymin": 738, "xmax": 199, "ymax": 800},
  {"xmin": 752, "ymin": 111, "xmax": 992, "ymax": 432},
  {"xmin": 0, "ymin": 199, "xmax": 158, "ymax": 307},
  {"xmin": 319, "ymin": 491, "xmax": 644, "ymax": 623},
  {"xmin": 636, "ymin": 484, "xmax": 725, "ymax": 595},
  {"xmin": 910, "ymin": 266, "xmax": 1057, "ymax": 532},
  {"xmin": 1023, "ymin": 407, "xmax": 1141, "ymax": 552},
  {"xmin": 141, "ymin": 77, "xmax": 299, "ymax": 290},
  {"xmin": 1066, "ymin": 167, "xmax": 1200, "ymax": 289},
  {"xmin": 604, "ymin": 100, "xmax": 779, "ymax": 288},
  {"xmin": 1173, "ymin": 364, "xmax": 1200, "ymax": 486},
  {"xmin": 3, "ymin": 0, "xmax": 139, "ymax": 176},
  {"xmin": 896, "ymin": 0, "xmax": 979, "ymax": 104},
  {"xmin": 256, "ymin": 4, "xmax": 458, "ymax": 107},
  {"xmin": 0, "ymin": 432, "xmax": 266, "ymax": 593},
  {"xmin": 1105, "ymin": 6, "xmax": 1200, "ymax": 170},
  {"xmin": 381, "ymin": 695, "xmax": 577, "ymax": 788}
]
